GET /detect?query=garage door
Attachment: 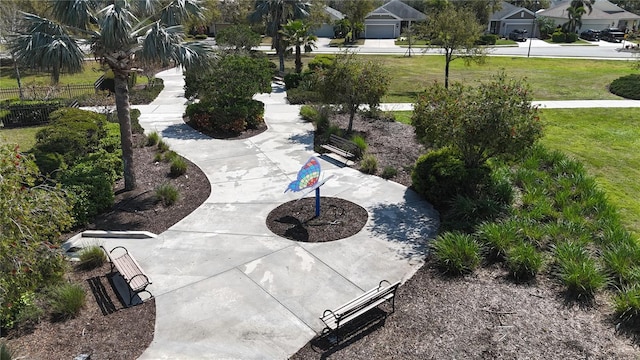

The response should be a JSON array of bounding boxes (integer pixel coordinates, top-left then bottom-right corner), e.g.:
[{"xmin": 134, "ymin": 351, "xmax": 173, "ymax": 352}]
[{"xmin": 366, "ymin": 25, "xmax": 395, "ymax": 39}]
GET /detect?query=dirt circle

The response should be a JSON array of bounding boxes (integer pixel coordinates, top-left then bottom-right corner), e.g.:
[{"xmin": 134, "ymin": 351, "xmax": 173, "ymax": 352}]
[{"xmin": 266, "ymin": 197, "xmax": 368, "ymax": 242}]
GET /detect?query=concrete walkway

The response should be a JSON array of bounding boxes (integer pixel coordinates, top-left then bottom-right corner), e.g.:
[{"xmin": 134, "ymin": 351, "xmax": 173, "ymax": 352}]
[{"xmin": 71, "ymin": 69, "xmax": 439, "ymax": 359}]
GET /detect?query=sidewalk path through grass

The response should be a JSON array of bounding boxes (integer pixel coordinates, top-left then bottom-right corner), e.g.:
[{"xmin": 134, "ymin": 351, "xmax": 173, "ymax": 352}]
[{"xmin": 78, "ymin": 68, "xmax": 439, "ymax": 359}]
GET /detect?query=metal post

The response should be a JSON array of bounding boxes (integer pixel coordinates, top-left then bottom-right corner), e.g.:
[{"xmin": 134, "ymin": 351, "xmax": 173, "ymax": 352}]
[
  {"xmin": 315, "ymin": 187, "xmax": 320, "ymax": 217},
  {"xmin": 527, "ymin": 1, "xmax": 539, "ymax": 58}
]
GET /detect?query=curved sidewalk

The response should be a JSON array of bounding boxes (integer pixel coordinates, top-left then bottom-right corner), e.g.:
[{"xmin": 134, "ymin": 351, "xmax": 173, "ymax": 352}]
[{"xmin": 82, "ymin": 69, "xmax": 439, "ymax": 359}]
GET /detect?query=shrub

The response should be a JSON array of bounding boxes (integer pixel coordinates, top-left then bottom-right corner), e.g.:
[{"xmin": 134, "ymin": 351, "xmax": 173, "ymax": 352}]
[
  {"xmin": 1, "ymin": 342, "xmax": 14, "ymax": 360},
  {"xmin": 614, "ymin": 285, "xmax": 640, "ymax": 326},
  {"xmin": 299, "ymin": 105, "xmax": 319, "ymax": 122},
  {"xmin": 476, "ymin": 34, "xmax": 497, "ymax": 45},
  {"xmin": 476, "ymin": 220, "xmax": 517, "ymax": 261},
  {"xmin": 308, "ymin": 54, "xmax": 335, "ymax": 71},
  {"xmin": 431, "ymin": 232, "xmax": 481, "ymax": 275},
  {"xmin": 381, "ymin": 166, "xmax": 397, "ymax": 179},
  {"xmin": 157, "ymin": 139, "xmax": 170, "ymax": 152},
  {"xmin": 129, "ymin": 108, "xmax": 144, "ymax": 134},
  {"xmin": 565, "ymin": 32, "xmax": 578, "ymax": 43},
  {"xmin": 554, "ymin": 241, "xmax": 607, "ymax": 297},
  {"xmin": 60, "ymin": 161, "xmax": 115, "ymax": 225},
  {"xmin": 284, "ymin": 73, "xmax": 303, "ymax": 90},
  {"xmin": 215, "ymin": 24, "xmax": 261, "ymax": 51},
  {"xmin": 155, "ymin": 183, "xmax": 179, "ymax": 206},
  {"xmin": 411, "ymin": 147, "xmax": 467, "ymax": 208},
  {"xmin": 350, "ymin": 135, "xmax": 367, "ymax": 157},
  {"xmin": 170, "ymin": 157, "xmax": 188, "ymax": 177},
  {"xmin": 506, "ymin": 242, "xmax": 543, "ymax": 280},
  {"xmin": 48, "ymin": 282, "xmax": 86, "ymax": 320},
  {"xmin": 360, "ymin": 154, "xmax": 378, "ymax": 174},
  {"xmin": 146, "ymin": 131, "xmax": 160, "ymax": 146},
  {"xmin": 286, "ymin": 88, "xmax": 322, "ymax": 104},
  {"xmin": 551, "ymin": 32, "xmax": 566, "ymax": 43},
  {"xmin": 609, "ymin": 74, "xmax": 640, "ymax": 100},
  {"xmin": 78, "ymin": 246, "xmax": 106, "ymax": 270}
]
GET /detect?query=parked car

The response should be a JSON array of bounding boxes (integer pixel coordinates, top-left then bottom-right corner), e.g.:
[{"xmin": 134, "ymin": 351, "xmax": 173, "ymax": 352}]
[
  {"xmin": 580, "ymin": 29, "xmax": 600, "ymax": 41},
  {"xmin": 508, "ymin": 29, "xmax": 528, "ymax": 42},
  {"xmin": 600, "ymin": 28, "xmax": 625, "ymax": 42}
]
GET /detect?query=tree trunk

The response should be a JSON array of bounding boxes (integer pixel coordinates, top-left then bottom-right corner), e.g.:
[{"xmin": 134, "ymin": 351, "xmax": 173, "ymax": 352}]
[
  {"xmin": 295, "ymin": 46, "xmax": 302, "ymax": 73},
  {"xmin": 113, "ymin": 72, "xmax": 136, "ymax": 191},
  {"xmin": 445, "ymin": 52, "xmax": 451, "ymax": 89},
  {"xmin": 12, "ymin": 56, "xmax": 23, "ymax": 100},
  {"xmin": 348, "ymin": 105, "xmax": 356, "ymax": 133}
]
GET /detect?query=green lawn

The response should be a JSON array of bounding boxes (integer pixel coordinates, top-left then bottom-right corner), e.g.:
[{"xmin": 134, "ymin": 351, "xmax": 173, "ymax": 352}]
[
  {"xmin": 0, "ymin": 60, "xmax": 149, "ymax": 88},
  {"xmin": 539, "ymin": 108, "xmax": 640, "ymax": 235},
  {"xmin": 0, "ymin": 125, "xmax": 47, "ymax": 151}
]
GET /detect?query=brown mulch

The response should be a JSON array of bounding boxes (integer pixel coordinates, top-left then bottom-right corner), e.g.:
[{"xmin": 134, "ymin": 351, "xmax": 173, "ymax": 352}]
[{"xmin": 6, "ymin": 110, "xmax": 639, "ymax": 359}]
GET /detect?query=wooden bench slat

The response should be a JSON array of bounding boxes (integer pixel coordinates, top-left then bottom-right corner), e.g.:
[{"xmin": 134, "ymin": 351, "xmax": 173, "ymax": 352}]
[
  {"xmin": 321, "ymin": 134, "xmax": 359, "ymax": 161},
  {"xmin": 321, "ymin": 293, "xmax": 395, "ymax": 330},
  {"xmin": 101, "ymin": 246, "xmax": 152, "ymax": 305}
]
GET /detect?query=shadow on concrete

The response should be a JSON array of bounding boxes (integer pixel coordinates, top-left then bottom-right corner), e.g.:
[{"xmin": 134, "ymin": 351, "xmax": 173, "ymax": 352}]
[
  {"xmin": 161, "ymin": 123, "xmax": 212, "ymax": 141},
  {"xmin": 288, "ymin": 131, "xmax": 315, "ymax": 151},
  {"xmin": 271, "ymin": 83, "xmax": 286, "ymax": 94},
  {"xmin": 367, "ymin": 190, "xmax": 439, "ymax": 260}
]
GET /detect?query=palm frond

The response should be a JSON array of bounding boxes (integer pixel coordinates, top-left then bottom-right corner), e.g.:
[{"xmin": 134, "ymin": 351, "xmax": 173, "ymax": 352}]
[
  {"xmin": 51, "ymin": 0, "xmax": 97, "ymax": 30},
  {"xmin": 137, "ymin": 23, "xmax": 211, "ymax": 69},
  {"xmin": 160, "ymin": 0, "xmax": 204, "ymax": 27},
  {"xmin": 130, "ymin": 0, "xmax": 159, "ymax": 17},
  {"xmin": 96, "ymin": 3, "xmax": 138, "ymax": 53}
]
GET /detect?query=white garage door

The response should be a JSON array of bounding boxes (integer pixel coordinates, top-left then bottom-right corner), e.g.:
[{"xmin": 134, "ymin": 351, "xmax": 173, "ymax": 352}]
[{"xmin": 366, "ymin": 25, "xmax": 395, "ymax": 39}]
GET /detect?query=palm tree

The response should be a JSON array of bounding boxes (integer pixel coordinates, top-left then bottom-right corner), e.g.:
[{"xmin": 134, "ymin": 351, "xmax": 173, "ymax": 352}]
[
  {"xmin": 9, "ymin": 0, "xmax": 210, "ymax": 191},
  {"xmin": 563, "ymin": 6, "xmax": 586, "ymax": 33},
  {"xmin": 249, "ymin": 0, "xmax": 310, "ymax": 73},
  {"xmin": 570, "ymin": 0, "xmax": 595, "ymax": 14},
  {"xmin": 280, "ymin": 19, "xmax": 316, "ymax": 74}
]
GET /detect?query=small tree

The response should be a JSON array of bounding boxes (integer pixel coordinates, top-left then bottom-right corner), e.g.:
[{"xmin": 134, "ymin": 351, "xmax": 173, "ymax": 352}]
[
  {"xmin": 319, "ymin": 52, "xmax": 390, "ymax": 133},
  {"xmin": 215, "ymin": 24, "xmax": 261, "ymax": 51},
  {"xmin": 411, "ymin": 73, "xmax": 543, "ymax": 169},
  {"xmin": 421, "ymin": 6, "xmax": 486, "ymax": 89},
  {"xmin": 280, "ymin": 19, "xmax": 317, "ymax": 74}
]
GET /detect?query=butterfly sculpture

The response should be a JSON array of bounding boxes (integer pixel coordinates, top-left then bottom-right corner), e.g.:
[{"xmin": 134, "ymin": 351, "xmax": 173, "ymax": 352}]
[{"xmin": 285, "ymin": 156, "xmax": 321, "ymax": 193}]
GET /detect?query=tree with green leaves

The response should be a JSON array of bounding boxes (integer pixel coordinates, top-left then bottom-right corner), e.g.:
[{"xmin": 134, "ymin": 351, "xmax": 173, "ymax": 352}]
[
  {"xmin": 280, "ymin": 19, "xmax": 317, "ymax": 73},
  {"xmin": 421, "ymin": 6, "xmax": 486, "ymax": 89},
  {"xmin": 341, "ymin": 0, "xmax": 376, "ymax": 40},
  {"xmin": 570, "ymin": 0, "xmax": 595, "ymax": 14},
  {"xmin": 216, "ymin": 24, "xmax": 261, "ymax": 51},
  {"xmin": 319, "ymin": 52, "xmax": 389, "ymax": 133},
  {"xmin": 506, "ymin": 0, "xmax": 550, "ymax": 11},
  {"xmin": 411, "ymin": 73, "xmax": 542, "ymax": 169},
  {"xmin": 249, "ymin": 0, "xmax": 311, "ymax": 73},
  {"xmin": 563, "ymin": 6, "xmax": 586, "ymax": 33},
  {"xmin": 8, "ymin": 0, "xmax": 211, "ymax": 191}
]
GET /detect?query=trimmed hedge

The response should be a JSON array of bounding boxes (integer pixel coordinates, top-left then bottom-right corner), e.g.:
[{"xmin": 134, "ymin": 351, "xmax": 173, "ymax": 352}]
[{"xmin": 609, "ymin": 74, "xmax": 640, "ymax": 100}]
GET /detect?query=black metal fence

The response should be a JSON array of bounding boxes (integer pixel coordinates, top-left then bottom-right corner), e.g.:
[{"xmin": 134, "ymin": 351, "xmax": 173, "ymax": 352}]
[{"xmin": 0, "ymin": 84, "xmax": 97, "ymax": 101}]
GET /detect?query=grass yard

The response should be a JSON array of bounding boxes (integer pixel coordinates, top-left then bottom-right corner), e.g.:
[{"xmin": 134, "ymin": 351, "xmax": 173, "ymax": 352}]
[
  {"xmin": 0, "ymin": 60, "xmax": 149, "ymax": 88},
  {"xmin": 540, "ymin": 108, "xmax": 640, "ymax": 235},
  {"xmin": 0, "ymin": 125, "xmax": 46, "ymax": 151},
  {"xmin": 278, "ymin": 55, "xmax": 635, "ymax": 102}
]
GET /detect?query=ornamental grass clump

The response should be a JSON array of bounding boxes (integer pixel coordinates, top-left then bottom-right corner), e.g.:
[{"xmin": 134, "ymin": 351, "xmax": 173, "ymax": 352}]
[
  {"xmin": 431, "ymin": 232, "xmax": 481, "ymax": 275},
  {"xmin": 553, "ymin": 241, "xmax": 607, "ymax": 297},
  {"xmin": 614, "ymin": 285, "xmax": 640, "ymax": 326},
  {"xmin": 48, "ymin": 282, "xmax": 86, "ymax": 320},
  {"xmin": 155, "ymin": 183, "xmax": 179, "ymax": 206},
  {"xmin": 476, "ymin": 220, "xmax": 517, "ymax": 261},
  {"xmin": 78, "ymin": 245, "xmax": 106, "ymax": 270},
  {"xmin": 170, "ymin": 157, "xmax": 187, "ymax": 177},
  {"xmin": 505, "ymin": 241, "xmax": 543, "ymax": 281},
  {"xmin": 146, "ymin": 131, "xmax": 160, "ymax": 146}
]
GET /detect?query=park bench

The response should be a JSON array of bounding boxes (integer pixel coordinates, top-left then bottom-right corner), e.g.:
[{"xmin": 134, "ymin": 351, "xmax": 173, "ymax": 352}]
[
  {"xmin": 320, "ymin": 280, "xmax": 400, "ymax": 342},
  {"xmin": 101, "ymin": 246, "xmax": 152, "ymax": 306},
  {"xmin": 320, "ymin": 134, "xmax": 359, "ymax": 162}
]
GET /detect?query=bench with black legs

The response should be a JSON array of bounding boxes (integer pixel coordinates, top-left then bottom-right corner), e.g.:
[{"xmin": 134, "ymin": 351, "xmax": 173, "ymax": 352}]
[
  {"xmin": 320, "ymin": 280, "xmax": 400, "ymax": 343},
  {"xmin": 320, "ymin": 134, "xmax": 359, "ymax": 162},
  {"xmin": 101, "ymin": 246, "xmax": 152, "ymax": 306}
]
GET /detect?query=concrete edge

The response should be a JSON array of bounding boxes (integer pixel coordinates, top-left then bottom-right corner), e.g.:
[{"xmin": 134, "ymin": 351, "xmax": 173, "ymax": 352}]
[{"xmin": 80, "ymin": 230, "xmax": 158, "ymax": 239}]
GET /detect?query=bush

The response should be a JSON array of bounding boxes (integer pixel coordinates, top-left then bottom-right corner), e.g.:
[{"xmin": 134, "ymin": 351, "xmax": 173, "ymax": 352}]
[
  {"xmin": 431, "ymin": 232, "xmax": 481, "ymax": 275},
  {"xmin": 308, "ymin": 54, "xmax": 335, "ymax": 71},
  {"xmin": 565, "ymin": 32, "xmax": 578, "ymax": 43},
  {"xmin": 78, "ymin": 246, "xmax": 106, "ymax": 270},
  {"xmin": 286, "ymin": 88, "xmax": 322, "ymax": 104},
  {"xmin": 299, "ymin": 105, "xmax": 319, "ymax": 122},
  {"xmin": 476, "ymin": 34, "xmax": 497, "ymax": 45},
  {"xmin": 129, "ymin": 108, "xmax": 144, "ymax": 134},
  {"xmin": 284, "ymin": 73, "xmax": 303, "ymax": 90},
  {"xmin": 506, "ymin": 242, "xmax": 544, "ymax": 280},
  {"xmin": 48, "ymin": 282, "xmax": 86, "ymax": 320},
  {"xmin": 60, "ymin": 161, "xmax": 115, "ymax": 225},
  {"xmin": 155, "ymin": 183, "xmax": 179, "ymax": 206},
  {"xmin": 614, "ymin": 285, "xmax": 640, "ymax": 326},
  {"xmin": 381, "ymin": 166, "xmax": 397, "ymax": 179},
  {"xmin": 215, "ymin": 24, "xmax": 261, "ymax": 51},
  {"xmin": 476, "ymin": 220, "xmax": 517, "ymax": 261},
  {"xmin": 411, "ymin": 147, "xmax": 468, "ymax": 208},
  {"xmin": 146, "ymin": 131, "xmax": 160, "ymax": 146},
  {"xmin": 609, "ymin": 74, "xmax": 640, "ymax": 100},
  {"xmin": 360, "ymin": 154, "xmax": 378, "ymax": 174},
  {"xmin": 170, "ymin": 157, "xmax": 188, "ymax": 177},
  {"xmin": 350, "ymin": 135, "xmax": 367, "ymax": 157},
  {"xmin": 551, "ymin": 32, "xmax": 566, "ymax": 43},
  {"xmin": 1, "ymin": 342, "xmax": 14, "ymax": 360}
]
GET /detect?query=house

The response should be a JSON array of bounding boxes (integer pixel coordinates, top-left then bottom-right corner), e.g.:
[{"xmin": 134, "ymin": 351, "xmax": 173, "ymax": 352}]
[
  {"xmin": 363, "ymin": 0, "xmax": 426, "ymax": 39},
  {"xmin": 488, "ymin": 2, "xmax": 538, "ymax": 37},
  {"xmin": 313, "ymin": 6, "xmax": 345, "ymax": 38},
  {"xmin": 538, "ymin": 0, "xmax": 640, "ymax": 33}
]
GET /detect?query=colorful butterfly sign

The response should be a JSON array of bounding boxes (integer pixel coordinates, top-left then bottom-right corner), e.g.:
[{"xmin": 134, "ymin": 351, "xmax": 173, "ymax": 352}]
[{"xmin": 285, "ymin": 156, "xmax": 321, "ymax": 193}]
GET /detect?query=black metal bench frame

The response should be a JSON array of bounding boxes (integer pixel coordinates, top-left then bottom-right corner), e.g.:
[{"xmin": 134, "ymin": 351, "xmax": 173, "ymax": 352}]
[
  {"xmin": 320, "ymin": 134, "xmax": 359, "ymax": 161},
  {"xmin": 320, "ymin": 280, "xmax": 400, "ymax": 343},
  {"xmin": 101, "ymin": 246, "xmax": 152, "ymax": 306}
]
